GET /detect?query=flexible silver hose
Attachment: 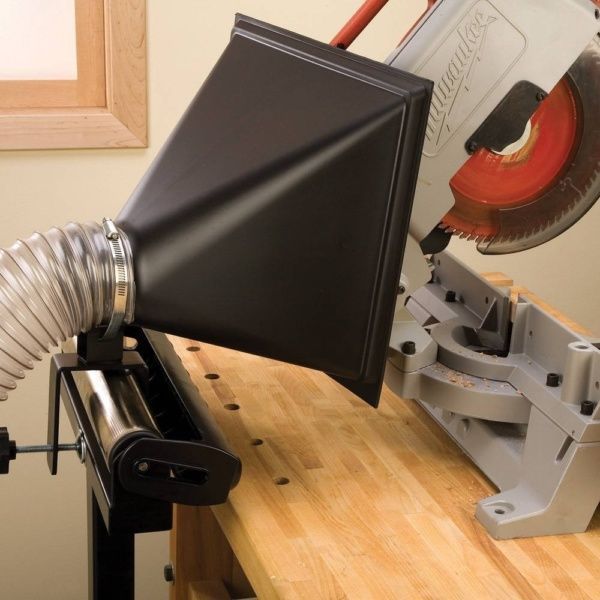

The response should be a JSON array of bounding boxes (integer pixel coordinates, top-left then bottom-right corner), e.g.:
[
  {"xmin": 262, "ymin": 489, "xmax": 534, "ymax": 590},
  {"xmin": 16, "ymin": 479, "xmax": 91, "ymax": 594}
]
[{"xmin": 0, "ymin": 221, "xmax": 134, "ymax": 400}]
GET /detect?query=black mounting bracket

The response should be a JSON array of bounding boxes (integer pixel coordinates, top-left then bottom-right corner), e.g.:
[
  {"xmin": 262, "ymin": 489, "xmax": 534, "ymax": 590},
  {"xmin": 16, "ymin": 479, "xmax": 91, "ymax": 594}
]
[
  {"xmin": 46, "ymin": 329, "xmax": 148, "ymax": 475},
  {"xmin": 465, "ymin": 80, "xmax": 547, "ymax": 155},
  {"xmin": 42, "ymin": 325, "xmax": 242, "ymax": 599}
]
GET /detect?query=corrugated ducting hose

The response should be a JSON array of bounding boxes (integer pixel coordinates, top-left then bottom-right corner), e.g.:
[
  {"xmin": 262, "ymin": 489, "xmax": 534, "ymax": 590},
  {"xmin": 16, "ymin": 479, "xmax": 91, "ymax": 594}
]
[{"xmin": 0, "ymin": 221, "xmax": 134, "ymax": 400}]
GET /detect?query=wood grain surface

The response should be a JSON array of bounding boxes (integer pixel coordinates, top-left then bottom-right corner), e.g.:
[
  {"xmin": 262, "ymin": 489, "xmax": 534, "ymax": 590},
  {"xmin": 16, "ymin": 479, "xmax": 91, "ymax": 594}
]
[
  {"xmin": 0, "ymin": 0, "xmax": 146, "ymax": 149},
  {"xmin": 169, "ymin": 290, "xmax": 600, "ymax": 600}
]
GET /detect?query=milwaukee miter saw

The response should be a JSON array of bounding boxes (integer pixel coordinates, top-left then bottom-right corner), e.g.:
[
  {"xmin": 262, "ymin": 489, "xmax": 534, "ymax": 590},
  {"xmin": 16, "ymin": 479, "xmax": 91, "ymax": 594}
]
[{"xmin": 343, "ymin": 0, "xmax": 600, "ymax": 539}]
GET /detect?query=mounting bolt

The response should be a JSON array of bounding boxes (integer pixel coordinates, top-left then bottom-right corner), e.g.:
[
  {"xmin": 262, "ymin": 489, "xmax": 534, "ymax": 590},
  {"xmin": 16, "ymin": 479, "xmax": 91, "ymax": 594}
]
[
  {"xmin": 398, "ymin": 285, "xmax": 406, "ymax": 295},
  {"xmin": 546, "ymin": 372, "xmax": 561, "ymax": 387},
  {"xmin": 581, "ymin": 400, "xmax": 595, "ymax": 416},
  {"xmin": 536, "ymin": 91, "xmax": 546, "ymax": 102},
  {"xmin": 164, "ymin": 563, "xmax": 175, "ymax": 583},
  {"xmin": 401, "ymin": 341, "xmax": 416, "ymax": 355},
  {"xmin": 445, "ymin": 290, "xmax": 457, "ymax": 303},
  {"xmin": 136, "ymin": 461, "xmax": 149, "ymax": 473},
  {"xmin": 466, "ymin": 140, "xmax": 478, "ymax": 154}
]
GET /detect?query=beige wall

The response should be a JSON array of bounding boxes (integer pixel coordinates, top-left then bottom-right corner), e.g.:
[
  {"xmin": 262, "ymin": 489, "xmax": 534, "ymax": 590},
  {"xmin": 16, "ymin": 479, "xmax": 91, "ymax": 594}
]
[{"xmin": 0, "ymin": 1, "xmax": 598, "ymax": 599}]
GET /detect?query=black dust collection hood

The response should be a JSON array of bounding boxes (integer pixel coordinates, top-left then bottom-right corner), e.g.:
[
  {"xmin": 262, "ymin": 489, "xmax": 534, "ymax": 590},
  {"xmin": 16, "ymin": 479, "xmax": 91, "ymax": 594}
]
[{"xmin": 117, "ymin": 15, "xmax": 432, "ymax": 406}]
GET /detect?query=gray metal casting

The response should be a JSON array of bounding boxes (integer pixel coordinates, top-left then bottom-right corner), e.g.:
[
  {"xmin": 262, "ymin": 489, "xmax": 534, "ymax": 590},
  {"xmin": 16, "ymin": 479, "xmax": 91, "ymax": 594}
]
[{"xmin": 386, "ymin": 252, "xmax": 600, "ymax": 538}]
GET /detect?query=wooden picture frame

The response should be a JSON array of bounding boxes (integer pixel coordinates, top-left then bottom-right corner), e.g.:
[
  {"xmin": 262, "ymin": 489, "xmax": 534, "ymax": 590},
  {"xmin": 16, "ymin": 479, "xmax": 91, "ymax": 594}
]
[{"xmin": 0, "ymin": 0, "xmax": 147, "ymax": 150}]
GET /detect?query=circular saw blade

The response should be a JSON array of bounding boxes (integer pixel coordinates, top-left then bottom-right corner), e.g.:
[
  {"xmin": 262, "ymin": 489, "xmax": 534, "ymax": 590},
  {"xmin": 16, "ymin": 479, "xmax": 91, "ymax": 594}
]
[{"xmin": 443, "ymin": 38, "xmax": 600, "ymax": 254}]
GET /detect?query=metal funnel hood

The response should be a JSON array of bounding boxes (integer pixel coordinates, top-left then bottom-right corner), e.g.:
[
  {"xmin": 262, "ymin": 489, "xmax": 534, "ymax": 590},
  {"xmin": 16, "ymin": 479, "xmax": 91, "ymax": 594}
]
[{"xmin": 117, "ymin": 15, "xmax": 431, "ymax": 406}]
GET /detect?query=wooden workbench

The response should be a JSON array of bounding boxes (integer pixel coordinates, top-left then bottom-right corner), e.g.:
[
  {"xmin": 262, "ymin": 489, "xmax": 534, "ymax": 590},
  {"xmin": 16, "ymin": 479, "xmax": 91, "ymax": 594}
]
[{"xmin": 168, "ymin": 278, "xmax": 600, "ymax": 600}]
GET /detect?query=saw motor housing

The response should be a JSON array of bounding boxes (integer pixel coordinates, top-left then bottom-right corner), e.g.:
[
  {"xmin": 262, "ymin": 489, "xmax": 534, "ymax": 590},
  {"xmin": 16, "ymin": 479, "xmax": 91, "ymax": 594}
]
[{"xmin": 388, "ymin": 0, "xmax": 600, "ymax": 304}]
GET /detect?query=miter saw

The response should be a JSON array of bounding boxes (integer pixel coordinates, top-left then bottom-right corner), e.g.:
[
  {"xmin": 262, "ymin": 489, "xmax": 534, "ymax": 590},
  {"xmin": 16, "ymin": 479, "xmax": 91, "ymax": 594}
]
[
  {"xmin": 1, "ymin": 5, "xmax": 600, "ymax": 596},
  {"xmin": 366, "ymin": 0, "xmax": 600, "ymax": 539}
]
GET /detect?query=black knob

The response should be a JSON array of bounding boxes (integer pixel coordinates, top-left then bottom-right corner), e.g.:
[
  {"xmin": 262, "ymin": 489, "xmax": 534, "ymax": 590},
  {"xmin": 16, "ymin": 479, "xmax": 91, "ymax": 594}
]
[
  {"xmin": 581, "ymin": 400, "xmax": 595, "ymax": 416},
  {"xmin": 0, "ymin": 427, "xmax": 17, "ymax": 475},
  {"xmin": 445, "ymin": 290, "xmax": 457, "ymax": 303},
  {"xmin": 401, "ymin": 341, "xmax": 416, "ymax": 355},
  {"xmin": 164, "ymin": 563, "xmax": 175, "ymax": 583},
  {"xmin": 546, "ymin": 373, "xmax": 561, "ymax": 387}
]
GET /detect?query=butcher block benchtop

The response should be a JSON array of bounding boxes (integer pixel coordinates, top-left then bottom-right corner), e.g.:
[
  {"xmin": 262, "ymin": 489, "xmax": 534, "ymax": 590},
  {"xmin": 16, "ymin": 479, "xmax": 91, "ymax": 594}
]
[{"xmin": 168, "ymin": 277, "xmax": 600, "ymax": 600}]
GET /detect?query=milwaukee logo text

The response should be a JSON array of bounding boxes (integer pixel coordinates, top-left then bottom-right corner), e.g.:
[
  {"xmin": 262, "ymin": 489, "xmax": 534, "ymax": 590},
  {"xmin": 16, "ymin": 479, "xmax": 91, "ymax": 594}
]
[{"xmin": 426, "ymin": 10, "xmax": 497, "ymax": 151}]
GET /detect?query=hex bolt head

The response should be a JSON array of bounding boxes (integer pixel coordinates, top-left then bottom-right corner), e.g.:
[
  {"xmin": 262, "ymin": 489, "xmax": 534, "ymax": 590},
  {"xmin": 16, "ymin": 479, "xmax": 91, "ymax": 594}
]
[
  {"xmin": 445, "ymin": 290, "xmax": 457, "ymax": 303},
  {"xmin": 546, "ymin": 372, "xmax": 561, "ymax": 387},
  {"xmin": 163, "ymin": 563, "xmax": 175, "ymax": 583},
  {"xmin": 401, "ymin": 341, "xmax": 416, "ymax": 355},
  {"xmin": 581, "ymin": 400, "xmax": 595, "ymax": 416}
]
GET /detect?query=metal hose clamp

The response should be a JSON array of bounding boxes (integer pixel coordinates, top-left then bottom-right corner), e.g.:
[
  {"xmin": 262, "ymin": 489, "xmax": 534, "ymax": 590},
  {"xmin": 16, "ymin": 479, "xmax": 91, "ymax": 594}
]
[{"xmin": 102, "ymin": 218, "xmax": 131, "ymax": 340}]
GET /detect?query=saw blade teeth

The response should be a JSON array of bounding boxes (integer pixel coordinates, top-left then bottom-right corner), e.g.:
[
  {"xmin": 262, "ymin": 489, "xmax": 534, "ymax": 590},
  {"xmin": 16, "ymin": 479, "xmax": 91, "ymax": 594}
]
[{"xmin": 441, "ymin": 42, "xmax": 600, "ymax": 252}]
